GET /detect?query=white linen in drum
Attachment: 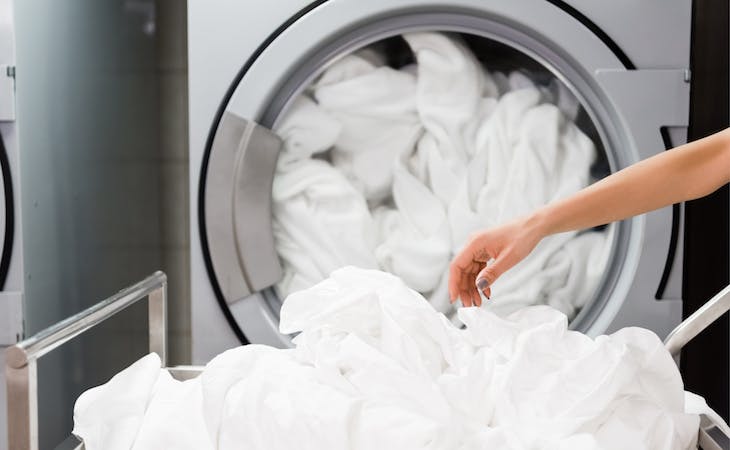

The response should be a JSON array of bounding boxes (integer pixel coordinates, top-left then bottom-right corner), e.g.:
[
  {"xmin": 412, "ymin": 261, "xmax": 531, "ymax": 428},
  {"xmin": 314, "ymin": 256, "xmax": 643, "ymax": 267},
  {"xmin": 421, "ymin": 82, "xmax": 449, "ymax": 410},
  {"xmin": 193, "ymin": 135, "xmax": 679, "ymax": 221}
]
[{"xmin": 271, "ymin": 32, "xmax": 609, "ymax": 319}]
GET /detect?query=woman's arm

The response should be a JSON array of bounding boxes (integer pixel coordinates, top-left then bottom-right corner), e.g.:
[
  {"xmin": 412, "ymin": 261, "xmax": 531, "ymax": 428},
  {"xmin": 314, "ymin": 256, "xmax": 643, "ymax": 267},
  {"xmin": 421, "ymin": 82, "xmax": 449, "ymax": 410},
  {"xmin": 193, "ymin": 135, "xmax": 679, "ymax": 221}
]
[
  {"xmin": 449, "ymin": 128, "xmax": 730, "ymax": 306},
  {"xmin": 538, "ymin": 128, "xmax": 730, "ymax": 235}
]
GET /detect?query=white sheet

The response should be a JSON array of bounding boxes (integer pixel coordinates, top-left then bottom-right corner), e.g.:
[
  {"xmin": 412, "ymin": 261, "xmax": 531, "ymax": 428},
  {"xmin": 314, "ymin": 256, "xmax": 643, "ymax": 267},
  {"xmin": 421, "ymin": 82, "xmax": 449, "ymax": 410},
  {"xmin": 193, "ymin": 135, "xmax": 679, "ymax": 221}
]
[
  {"xmin": 271, "ymin": 158, "xmax": 379, "ymax": 295},
  {"xmin": 314, "ymin": 52, "xmax": 423, "ymax": 202},
  {"xmin": 74, "ymin": 268, "xmax": 701, "ymax": 450},
  {"xmin": 274, "ymin": 95, "xmax": 341, "ymax": 168},
  {"xmin": 372, "ymin": 164, "xmax": 452, "ymax": 293},
  {"xmin": 272, "ymin": 32, "xmax": 609, "ymax": 319}
]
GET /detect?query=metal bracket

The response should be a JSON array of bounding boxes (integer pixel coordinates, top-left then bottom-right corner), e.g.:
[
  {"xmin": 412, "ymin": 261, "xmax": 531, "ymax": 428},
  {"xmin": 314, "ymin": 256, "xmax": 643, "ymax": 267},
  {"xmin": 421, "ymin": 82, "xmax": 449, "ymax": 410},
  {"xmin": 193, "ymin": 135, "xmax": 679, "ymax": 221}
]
[
  {"xmin": 0, "ymin": 291, "xmax": 23, "ymax": 345},
  {"xmin": 0, "ymin": 64, "xmax": 16, "ymax": 122},
  {"xmin": 664, "ymin": 284, "xmax": 730, "ymax": 357},
  {"xmin": 595, "ymin": 69, "xmax": 690, "ymax": 159}
]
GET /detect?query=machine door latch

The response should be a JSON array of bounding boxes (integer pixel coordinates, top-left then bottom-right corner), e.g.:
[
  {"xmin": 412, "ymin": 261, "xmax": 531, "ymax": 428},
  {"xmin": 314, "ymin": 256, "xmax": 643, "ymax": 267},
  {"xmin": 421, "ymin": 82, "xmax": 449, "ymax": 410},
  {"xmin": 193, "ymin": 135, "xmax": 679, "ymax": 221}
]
[{"xmin": 0, "ymin": 64, "xmax": 16, "ymax": 122}]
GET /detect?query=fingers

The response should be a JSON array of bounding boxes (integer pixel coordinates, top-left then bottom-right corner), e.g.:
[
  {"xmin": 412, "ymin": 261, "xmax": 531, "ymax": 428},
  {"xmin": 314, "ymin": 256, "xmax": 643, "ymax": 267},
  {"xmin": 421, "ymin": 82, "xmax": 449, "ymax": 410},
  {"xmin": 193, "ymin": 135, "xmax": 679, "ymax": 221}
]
[
  {"xmin": 448, "ymin": 262, "xmax": 460, "ymax": 303},
  {"xmin": 470, "ymin": 288, "xmax": 479, "ymax": 307},
  {"xmin": 468, "ymin": 282, "xmax": 485, "ymax": 307},
  {"xmin": 462, "ymin": 296, "xmax": 472, "ymax": 307},
  {"xmin": 450, "ymin": 263, "xmax": 490, "ymax": 306},
  {"xmin": 475, "ymin": 268, "xmax": 494, "ymax": 299},
  {"xmin": 449, "ymin": 232, "xmax": 496, "ymax": 307},
  {"xmin": 448, "ymin": 263, "xmax": 471, "ymax": 305},
  {"xmin": 460, "ymin": 270, "xmax": 474, "ymax": 307},
  {"xmin": 449, "ymin": 243, "xmax": 478, "ymax": 299},
  {"xmin": 457, "ymin": 266, "xmax": 485, "ymax": 308},
  {"xmin": 475, "ymin": 253, "xmax": 512, "ymax": 298}
]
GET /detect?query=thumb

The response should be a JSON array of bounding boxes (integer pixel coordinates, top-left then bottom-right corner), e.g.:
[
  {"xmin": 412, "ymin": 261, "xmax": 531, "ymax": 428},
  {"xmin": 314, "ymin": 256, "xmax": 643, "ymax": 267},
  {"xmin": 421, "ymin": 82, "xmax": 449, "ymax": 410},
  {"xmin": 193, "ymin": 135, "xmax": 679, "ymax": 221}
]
[{"xmin": 475, "ymin": 256, "xmax": 509, "ymax": 299}]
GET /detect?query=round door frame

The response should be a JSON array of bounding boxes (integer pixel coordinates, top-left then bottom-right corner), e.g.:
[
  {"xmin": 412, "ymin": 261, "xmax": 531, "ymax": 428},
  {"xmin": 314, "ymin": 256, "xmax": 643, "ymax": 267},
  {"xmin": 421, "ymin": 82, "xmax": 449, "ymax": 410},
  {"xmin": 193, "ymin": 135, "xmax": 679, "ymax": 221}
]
[
  {"xmin": 198, "ymin": 0, "xmax": 650, "ymax": 345},
  {"xmin": 0, "ymin": 132, "xmax": 14, "ymax": 290}
]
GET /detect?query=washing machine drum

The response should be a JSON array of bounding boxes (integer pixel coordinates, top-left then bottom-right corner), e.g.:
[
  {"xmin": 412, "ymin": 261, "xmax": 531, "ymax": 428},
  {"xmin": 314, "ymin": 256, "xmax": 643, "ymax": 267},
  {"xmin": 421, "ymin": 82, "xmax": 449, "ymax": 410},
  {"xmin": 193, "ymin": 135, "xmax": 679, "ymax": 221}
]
[{"xmin": 200, "ymin": 2, "xmax": 682, "ymax": 346}]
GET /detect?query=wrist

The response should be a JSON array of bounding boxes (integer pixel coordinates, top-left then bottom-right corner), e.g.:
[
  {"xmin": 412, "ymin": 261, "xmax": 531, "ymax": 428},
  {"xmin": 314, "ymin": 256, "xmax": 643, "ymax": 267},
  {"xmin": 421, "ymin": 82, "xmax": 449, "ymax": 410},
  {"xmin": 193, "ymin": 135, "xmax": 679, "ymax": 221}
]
[{"xmin": 522, "ymin": 209, "xmax": 550, "ymax": 241}]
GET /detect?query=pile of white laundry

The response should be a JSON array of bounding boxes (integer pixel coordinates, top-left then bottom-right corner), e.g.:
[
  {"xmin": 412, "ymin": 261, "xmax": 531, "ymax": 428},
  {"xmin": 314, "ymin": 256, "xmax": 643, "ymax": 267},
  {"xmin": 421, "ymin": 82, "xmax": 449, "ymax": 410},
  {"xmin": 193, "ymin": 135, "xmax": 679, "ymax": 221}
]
[
  {"xmin": 272, "ymin": 32, "xmax": 610, "ymax": 319},
  {"xmin": 73, "ymin": 267, "xmax": 716, "ymax": 450}
]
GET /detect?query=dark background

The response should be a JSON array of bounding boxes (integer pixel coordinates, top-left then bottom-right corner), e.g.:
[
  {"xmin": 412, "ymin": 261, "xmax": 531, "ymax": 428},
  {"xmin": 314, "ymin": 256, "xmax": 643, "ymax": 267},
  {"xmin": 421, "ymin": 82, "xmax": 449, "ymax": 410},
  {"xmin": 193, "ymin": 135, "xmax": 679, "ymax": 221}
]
[{"xmin": 682, "ymin": 0, "xmax": 730, "ymax": 421}]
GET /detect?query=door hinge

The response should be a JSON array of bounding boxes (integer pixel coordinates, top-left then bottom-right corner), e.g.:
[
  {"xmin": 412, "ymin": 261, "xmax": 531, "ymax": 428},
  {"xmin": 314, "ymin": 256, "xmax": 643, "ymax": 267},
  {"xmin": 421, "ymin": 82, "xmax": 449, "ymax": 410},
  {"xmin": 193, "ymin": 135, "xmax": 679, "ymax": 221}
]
[{"xmin": 0, "ymin": 64, "xmax": 16, "ymax": 122}]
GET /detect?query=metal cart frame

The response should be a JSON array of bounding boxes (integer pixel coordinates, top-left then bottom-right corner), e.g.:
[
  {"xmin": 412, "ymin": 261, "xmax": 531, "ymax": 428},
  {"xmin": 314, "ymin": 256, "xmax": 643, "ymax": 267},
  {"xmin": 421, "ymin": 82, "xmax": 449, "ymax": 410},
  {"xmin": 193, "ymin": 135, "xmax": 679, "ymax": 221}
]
[{"xmin": 4, "ymin": 273, "xmax": 730, "ymax": 450}]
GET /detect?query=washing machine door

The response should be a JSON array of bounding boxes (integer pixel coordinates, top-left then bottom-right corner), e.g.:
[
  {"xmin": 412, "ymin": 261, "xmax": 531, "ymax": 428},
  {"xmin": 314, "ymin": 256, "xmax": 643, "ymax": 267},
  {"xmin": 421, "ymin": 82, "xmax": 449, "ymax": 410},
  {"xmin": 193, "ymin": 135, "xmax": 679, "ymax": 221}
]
[
  {"xmin": 199, "ymin": 0, "xmax": 688, "ymax": 346},
  {"xmin": 0, "ymin": 0, "xmax": 14, "ymax": 290},
  {"xmin": 0, "ymin": 132, "xmax": 14, "ymax": 289},
  {"xmin": 204, "ymin": 114, "xmax": 283, "ymax": 304}
]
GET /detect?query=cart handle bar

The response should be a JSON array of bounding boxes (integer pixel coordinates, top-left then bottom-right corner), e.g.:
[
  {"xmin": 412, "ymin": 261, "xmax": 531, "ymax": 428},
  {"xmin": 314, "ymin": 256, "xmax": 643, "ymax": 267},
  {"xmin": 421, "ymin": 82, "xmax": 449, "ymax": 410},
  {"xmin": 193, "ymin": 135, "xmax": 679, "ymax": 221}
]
[
  {"xmin": 5, "ymin": 271, "xmax": 167, "ymax": 450},
  {"xmin": 664, "ymin": 284, "xmax": 730, "ymax": 356}
]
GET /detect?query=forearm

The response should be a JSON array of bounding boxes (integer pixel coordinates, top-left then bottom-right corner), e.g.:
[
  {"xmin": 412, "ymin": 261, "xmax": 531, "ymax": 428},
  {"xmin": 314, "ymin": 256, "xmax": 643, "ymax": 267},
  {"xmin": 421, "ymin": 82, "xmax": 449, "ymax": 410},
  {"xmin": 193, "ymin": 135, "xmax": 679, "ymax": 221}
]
[{"xmin": 531, "ymin": 128, "xmax": 730, "ymax": 237}]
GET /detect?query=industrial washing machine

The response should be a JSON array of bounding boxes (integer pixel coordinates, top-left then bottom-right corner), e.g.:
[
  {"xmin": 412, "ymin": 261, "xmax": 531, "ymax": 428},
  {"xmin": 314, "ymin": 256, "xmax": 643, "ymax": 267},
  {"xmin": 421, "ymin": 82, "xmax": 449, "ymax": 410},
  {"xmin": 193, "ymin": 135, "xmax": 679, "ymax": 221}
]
[
  {"xmin": 189, "ymin": 0, "xmax": 695, "ymax": 362},
  {"xmin": 0, "ymin": 0, "xmax": 26, "ymax": 446}
]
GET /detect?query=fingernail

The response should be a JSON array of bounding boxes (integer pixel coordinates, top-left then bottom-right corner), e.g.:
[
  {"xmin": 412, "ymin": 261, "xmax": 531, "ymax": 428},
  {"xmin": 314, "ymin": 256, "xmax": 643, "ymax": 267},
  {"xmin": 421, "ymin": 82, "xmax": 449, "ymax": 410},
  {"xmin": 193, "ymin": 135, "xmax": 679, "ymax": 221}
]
[{"xmin": 476, "ymin": 278, "xmax": 489, "ymax": 291}]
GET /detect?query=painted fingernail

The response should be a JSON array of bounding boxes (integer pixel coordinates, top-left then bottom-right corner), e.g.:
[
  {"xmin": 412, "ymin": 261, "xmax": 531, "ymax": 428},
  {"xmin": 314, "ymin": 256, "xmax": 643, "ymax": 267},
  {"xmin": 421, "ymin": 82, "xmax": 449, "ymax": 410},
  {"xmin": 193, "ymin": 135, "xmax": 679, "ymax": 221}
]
[{"xmin": 476, "ymin": 278, "xmax": 489, "ymax": 291}]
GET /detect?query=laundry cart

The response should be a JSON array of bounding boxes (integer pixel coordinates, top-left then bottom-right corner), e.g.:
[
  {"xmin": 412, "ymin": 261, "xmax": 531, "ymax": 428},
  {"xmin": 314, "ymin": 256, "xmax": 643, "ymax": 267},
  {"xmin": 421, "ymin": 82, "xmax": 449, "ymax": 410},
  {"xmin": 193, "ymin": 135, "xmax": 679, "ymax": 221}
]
[{"xmin": 5, "ymin": 272, "xmax": 730, "ymax": 450}]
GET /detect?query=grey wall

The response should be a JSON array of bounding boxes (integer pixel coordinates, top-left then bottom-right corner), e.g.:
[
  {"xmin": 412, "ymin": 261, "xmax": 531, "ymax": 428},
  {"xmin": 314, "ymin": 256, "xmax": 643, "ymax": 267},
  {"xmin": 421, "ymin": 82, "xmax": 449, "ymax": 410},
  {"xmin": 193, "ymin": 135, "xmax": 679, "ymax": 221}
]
[{"xmin": 11, "ymin": 0, "xmax": 190, "ymax": 447}]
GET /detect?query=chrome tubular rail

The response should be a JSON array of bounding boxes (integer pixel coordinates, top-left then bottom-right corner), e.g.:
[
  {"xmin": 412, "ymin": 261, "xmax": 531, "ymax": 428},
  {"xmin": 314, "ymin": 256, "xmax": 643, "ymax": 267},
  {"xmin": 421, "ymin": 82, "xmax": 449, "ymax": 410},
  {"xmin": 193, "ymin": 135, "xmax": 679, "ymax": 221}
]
[
  {"xmin": 5, "ymin": 271, "xmax": 167, "ymax": 450},
  {"xmin": 664, "ymin": 284, "xmax": 730, "ymax": 357}
]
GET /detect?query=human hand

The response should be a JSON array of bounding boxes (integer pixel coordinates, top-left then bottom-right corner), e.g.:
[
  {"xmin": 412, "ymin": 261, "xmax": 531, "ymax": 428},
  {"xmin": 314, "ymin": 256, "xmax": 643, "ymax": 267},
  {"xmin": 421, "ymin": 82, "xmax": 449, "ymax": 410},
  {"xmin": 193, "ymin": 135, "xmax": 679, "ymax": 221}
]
[{"xmin": 448, "ymin": 216, "xmax": 544, "ymax": 307}]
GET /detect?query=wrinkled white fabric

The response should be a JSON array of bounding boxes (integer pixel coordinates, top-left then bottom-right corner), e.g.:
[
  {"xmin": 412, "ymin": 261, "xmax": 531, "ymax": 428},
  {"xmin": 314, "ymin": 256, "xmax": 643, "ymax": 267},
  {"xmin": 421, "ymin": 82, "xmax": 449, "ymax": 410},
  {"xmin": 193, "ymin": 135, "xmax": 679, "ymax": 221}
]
[
  {"xmin": 73, "ymin": 354, "xmax": 163, "ymax": 450},
  {"xmin": 274, "ymin": 95, "xmax": 341, "ymax": 167},
  {"xmin": 403, "ymin": 32, "xmax": 486, "ymax": 172},
  {"xmin": 75, "ymin": 268, "xmax": 706, "ymax": 450},
  {"xmin": 314, "ymin": 53, "xmax": 423, "ymax": 202},
  {"xmin": 271, "ymin": 31, "xmax": 610, "ymax": 318},
  {"xmin": 72, "ymin": 354, "xmax": 213, "ymax": 450},
  {"xmin": 372, "ymin": 164, "xmax": 451, "ymax": 293},
  {"xmin": 271, "ymin": 159, "xmax": 378, "ymax": 295}
]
